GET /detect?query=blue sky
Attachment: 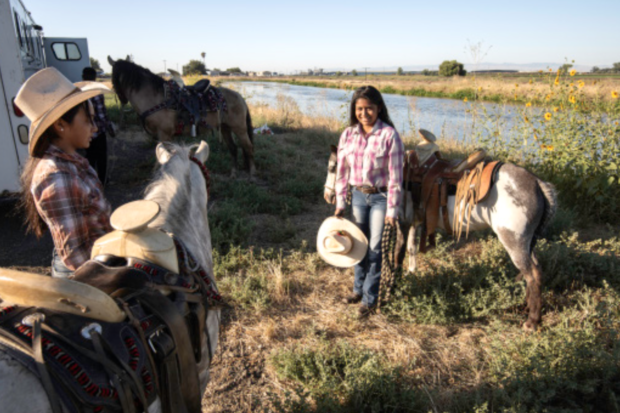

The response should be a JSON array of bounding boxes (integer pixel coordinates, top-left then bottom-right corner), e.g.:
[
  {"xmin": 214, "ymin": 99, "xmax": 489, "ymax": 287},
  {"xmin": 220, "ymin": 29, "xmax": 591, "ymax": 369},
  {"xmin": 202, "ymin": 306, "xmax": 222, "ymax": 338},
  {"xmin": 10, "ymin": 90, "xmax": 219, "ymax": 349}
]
[{"xmin": 26, "ymin": 0, "xmax": 620, "ymax": 74}]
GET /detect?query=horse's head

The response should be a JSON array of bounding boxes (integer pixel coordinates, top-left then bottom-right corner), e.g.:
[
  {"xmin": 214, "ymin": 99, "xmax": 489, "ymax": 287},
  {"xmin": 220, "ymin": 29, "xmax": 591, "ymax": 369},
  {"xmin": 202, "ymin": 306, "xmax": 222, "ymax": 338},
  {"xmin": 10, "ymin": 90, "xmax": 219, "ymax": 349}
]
[
  {"xmin": 323, "ymin": 144, "xmax": 338, "ymax": 204},
  {"xmin": 108, "ymin": 55, "xmax": 164, "ymax": 106}
]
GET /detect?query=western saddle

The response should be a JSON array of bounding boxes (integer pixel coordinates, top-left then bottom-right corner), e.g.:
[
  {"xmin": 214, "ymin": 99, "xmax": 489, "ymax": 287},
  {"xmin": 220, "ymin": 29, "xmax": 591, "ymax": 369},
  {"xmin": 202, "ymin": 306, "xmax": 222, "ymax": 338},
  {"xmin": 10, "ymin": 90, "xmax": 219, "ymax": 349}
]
[
  {"xmin": 404, "ymin": 130, "xmax": 502, "ymax": 252},
  {"xmin": 0, "ymin": 200, "xmax": 217, "ymax": 413}
]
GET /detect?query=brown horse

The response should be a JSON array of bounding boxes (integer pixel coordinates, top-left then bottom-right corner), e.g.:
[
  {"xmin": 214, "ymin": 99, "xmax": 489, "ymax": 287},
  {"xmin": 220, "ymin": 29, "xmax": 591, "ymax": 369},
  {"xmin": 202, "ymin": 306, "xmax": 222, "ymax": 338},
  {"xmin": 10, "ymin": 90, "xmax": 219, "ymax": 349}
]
[{"xmin": 108, "ymin": 56, "xmax": 255, "ymax": 177}]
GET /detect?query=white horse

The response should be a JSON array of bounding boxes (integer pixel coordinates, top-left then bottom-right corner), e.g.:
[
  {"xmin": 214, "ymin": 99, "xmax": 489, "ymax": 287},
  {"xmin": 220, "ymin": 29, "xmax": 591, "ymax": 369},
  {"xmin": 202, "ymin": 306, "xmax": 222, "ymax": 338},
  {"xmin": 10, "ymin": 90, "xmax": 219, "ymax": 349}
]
[
  {"xmin": 0, "ymin": 141, "xmax": 220, "ymax": 412},
  {"xmin": 323, "ymin": 144, "xmax": 557, "ymax": 331}
]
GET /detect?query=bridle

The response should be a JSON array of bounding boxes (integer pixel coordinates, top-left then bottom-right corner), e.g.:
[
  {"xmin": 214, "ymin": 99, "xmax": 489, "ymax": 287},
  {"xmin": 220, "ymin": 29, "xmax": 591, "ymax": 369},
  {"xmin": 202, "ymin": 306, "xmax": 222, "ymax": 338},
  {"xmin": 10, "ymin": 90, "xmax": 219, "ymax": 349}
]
[{"xmin": 189, "ymin": 155, "xmax": 211, "ymax": 197}]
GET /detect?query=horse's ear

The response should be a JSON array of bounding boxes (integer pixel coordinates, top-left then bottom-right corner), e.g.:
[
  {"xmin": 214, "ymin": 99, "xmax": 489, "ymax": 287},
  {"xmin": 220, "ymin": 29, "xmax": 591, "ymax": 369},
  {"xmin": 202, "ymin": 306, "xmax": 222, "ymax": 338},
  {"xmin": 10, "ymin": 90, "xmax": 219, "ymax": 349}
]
[
  {"xmin": 156, "ymin": 143, "xmax": 173, "ymax": 164},
  {"xmin": 193, "ymin": 141, "xmax": 210, "ymax": 163},
  {"xmin": 330, "ymin": 144, "xmax": 337, "ymax": 154},
  {"xmin": 107, "ymin": 56, "xmax": 116, "ymax": 66},
  {"xmin": 125, "ymin": 55, "xmax": 131, "ymax": 62}
]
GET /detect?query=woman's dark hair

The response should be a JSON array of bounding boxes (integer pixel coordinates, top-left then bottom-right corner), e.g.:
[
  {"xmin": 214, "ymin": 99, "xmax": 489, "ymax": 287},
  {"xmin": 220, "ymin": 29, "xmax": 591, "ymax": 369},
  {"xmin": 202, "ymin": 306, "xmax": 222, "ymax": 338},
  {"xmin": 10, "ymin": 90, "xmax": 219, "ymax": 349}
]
[
  {"xmin": 20, "ymin": 101, "xmax": 88, "ymax": 238},
  {"xmin": 348, "ymin": 85, "xmax": 394, "ymax": 128}
]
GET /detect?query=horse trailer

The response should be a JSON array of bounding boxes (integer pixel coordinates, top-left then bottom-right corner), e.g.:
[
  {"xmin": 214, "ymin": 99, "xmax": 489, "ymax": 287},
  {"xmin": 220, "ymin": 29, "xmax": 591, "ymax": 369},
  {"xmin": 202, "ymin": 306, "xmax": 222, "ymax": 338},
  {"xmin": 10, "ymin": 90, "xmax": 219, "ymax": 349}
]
[{"xmin": 0, "ymin": 0, "xmax": 90, "ymax": 194}]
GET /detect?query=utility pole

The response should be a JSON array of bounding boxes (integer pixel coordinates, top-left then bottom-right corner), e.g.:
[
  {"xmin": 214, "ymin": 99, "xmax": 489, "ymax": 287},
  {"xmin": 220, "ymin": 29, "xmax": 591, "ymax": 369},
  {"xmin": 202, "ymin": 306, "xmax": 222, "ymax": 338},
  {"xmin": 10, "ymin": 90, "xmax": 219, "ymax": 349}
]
[{"xmin": 163, "ymin": 60, "xmax": 166, "ymax": 72}]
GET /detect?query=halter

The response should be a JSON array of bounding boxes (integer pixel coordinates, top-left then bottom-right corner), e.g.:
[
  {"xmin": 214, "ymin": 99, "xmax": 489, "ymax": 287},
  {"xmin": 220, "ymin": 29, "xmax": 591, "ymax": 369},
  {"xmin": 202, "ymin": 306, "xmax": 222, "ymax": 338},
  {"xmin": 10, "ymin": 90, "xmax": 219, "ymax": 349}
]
[{"xmin": 189, "ymin": 155, "xmax": 211, "ymax": 197}]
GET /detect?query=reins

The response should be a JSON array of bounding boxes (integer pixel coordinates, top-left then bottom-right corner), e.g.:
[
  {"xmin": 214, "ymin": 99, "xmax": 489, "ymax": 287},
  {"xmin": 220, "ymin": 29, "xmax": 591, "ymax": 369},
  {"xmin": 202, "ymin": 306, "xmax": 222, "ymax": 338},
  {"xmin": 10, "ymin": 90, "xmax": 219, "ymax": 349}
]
[{"xmin": 188, "ymin": 155, "xmax": 211, "ymax": 197}]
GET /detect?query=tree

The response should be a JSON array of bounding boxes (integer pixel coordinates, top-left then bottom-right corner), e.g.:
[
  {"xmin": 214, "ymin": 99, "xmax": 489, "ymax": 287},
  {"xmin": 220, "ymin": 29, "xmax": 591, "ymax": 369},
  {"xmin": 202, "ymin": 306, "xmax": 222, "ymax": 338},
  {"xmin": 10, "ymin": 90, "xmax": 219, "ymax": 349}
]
[
  {"xmin": 226, "ymin": 67, "xmax": 242, "ymax": 73},
  {"xmin": 89, "ymin": 57, "xmax": 101, "ymax": 71},
  {"xmin": 559, "ymin": 63, "xmax": 573, "ymax": 74},
  {"xmin": 439, "ymin": 60, "xmax": 466, "ymax": 77},
  {"xmin": 591, "ymin": 66, "xmax": 600, "ymax": 73},
  {"xmin": 351, "ymin": 69, "xmax": 358, "ymax": 76},
  {"xmin": 397, "ymin": 67, "xmax": 404, "ymax": 76},
  {"xmin": 335, "ymin": 71, "xmax": 343, "ymax": 76},
  {"xmin": 182, "ymin": 60, "xmax": 206, "ymax": 75},
  {"xmin": 613, "ymin": 62, "xmax": 620, "ymax": 73}
]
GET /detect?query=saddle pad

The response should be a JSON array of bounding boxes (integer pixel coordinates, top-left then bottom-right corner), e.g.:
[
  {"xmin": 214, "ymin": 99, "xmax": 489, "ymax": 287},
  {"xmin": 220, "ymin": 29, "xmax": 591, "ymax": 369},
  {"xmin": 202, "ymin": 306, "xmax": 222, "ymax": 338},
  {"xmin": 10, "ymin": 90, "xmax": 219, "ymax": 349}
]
[{"xmin": 0, "ymin": 302, "xmax": 159, "ymax": 412}]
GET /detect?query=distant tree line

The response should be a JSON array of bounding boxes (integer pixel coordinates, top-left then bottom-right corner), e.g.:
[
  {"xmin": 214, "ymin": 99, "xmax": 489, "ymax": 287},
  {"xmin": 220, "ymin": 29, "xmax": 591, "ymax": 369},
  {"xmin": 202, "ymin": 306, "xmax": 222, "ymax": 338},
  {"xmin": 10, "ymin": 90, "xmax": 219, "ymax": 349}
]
[{"xmin": 591, "ymin": 62, "xmax": 620, "ymax": 73}]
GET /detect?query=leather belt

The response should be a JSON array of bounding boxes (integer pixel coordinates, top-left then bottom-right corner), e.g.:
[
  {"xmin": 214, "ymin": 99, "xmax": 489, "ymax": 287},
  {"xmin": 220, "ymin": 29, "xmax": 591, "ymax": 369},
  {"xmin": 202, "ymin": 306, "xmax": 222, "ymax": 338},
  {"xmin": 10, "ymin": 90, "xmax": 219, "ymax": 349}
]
[{"xmin": 354, "ymin": 186, "xmax": 387, "ymax": 194}]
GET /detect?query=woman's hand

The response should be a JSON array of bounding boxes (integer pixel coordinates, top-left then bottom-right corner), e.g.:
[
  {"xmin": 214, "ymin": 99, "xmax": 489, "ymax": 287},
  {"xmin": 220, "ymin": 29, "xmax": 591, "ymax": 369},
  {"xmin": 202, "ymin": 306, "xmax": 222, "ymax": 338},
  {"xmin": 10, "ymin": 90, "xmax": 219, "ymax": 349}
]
[
  {"xmin": 384, "ymin": 216, "xmax": 397, "ymax": 226},
  {"xmin": 334, "ymin": 208, "xmax": 344, "ymax": 217}
]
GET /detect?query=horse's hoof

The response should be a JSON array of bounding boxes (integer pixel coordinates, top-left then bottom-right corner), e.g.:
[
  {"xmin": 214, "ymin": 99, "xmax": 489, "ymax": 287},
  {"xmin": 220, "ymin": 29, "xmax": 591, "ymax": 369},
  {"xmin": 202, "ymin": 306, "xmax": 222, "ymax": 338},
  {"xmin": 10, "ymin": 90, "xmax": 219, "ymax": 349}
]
[{"xmin": 522, "ymin": 320, "xmax": 538, "ymax": 332}]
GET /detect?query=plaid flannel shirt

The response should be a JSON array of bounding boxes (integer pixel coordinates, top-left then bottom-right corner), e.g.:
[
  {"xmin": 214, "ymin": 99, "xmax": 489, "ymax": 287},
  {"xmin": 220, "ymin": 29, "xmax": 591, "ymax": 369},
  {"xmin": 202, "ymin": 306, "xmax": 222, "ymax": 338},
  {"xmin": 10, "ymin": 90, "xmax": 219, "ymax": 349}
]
[
  {"xmin": 32, "ymin": 145, "xmax": 112, "ymax": 270},
  {"xmin": 90, "ymin": 94, "xmax": 109, "ymax": 139},
  {"xmin": 335, "ymin": 120, "xmax": 404, "ymax": 218}
]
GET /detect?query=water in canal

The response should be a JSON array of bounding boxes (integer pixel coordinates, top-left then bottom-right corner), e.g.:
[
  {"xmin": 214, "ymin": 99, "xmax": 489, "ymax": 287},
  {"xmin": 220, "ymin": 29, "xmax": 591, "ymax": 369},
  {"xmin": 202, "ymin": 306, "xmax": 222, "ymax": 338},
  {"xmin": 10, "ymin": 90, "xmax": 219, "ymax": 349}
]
[{"xmin": 223, "ymin": 81, "xmax": 520, "ymax": 142}]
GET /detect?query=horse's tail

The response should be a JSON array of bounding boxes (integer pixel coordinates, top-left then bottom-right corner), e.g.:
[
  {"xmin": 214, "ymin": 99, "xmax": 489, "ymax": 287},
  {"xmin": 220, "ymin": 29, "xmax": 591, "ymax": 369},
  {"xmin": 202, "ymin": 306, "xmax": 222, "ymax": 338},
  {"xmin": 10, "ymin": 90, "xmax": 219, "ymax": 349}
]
[
  {"xmin": 245, "ymin": 105, "xmax": 253, "ymax": 144},
  {"xmin": 532, "ymin": 179, "xmax": 557, "ymax": 253}
]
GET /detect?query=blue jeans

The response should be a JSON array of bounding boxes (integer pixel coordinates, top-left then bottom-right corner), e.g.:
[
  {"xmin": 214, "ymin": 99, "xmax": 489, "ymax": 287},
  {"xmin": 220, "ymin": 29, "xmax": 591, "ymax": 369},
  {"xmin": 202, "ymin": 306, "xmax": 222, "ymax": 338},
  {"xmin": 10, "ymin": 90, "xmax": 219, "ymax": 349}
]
[
  {"xmin": 51, "ymin": 250, "xmax": 73, "ymax": 278},
  {"xmin": 351, "ymin": 188, "xmax": 387, "ymax": 307}
]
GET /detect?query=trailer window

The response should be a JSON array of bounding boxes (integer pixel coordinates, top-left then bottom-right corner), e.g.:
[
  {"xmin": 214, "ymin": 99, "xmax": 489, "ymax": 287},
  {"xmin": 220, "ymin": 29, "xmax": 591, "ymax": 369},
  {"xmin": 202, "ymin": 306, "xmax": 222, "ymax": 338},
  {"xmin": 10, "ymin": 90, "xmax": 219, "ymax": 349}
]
[
  {"xmin": 13, "ymin": 12, "xmax": 23, "ymax": 48},
  {"xmin": 51, "ymin": 42, "xmax": 82, "ymax": 61}
]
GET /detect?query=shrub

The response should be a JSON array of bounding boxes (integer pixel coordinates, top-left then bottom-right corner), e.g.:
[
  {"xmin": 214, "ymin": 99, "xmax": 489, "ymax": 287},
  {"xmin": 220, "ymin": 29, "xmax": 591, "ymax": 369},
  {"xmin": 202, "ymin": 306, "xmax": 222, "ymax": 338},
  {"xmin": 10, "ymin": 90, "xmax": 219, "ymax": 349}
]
[{"xmin": 439, "ymin": 60, "xmax": 467, "ymax": 77}]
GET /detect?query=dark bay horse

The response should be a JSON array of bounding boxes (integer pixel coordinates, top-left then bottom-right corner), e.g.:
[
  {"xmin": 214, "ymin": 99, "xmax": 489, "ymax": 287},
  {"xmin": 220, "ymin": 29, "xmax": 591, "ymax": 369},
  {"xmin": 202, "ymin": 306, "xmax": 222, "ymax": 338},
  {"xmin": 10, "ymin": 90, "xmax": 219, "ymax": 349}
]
[
  {"xmin": 108, "ymin": 56, "xmax": 255, "ymax": 177},
  {"xmin": 324, "ymin": 139, "xmax": 557, "ymax": 331}
]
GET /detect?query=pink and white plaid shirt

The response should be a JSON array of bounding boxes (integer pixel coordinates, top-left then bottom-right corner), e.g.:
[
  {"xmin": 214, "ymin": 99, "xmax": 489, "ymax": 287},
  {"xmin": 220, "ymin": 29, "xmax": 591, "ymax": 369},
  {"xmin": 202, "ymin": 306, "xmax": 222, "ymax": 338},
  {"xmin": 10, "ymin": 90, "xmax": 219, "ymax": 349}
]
[
  {"xmin": 32, "ymin": 145, "xmax": 112, "ymax": 270},
  {"xmin": 335, "ymin": 120, "xmax": 404, "ymax": 218}
]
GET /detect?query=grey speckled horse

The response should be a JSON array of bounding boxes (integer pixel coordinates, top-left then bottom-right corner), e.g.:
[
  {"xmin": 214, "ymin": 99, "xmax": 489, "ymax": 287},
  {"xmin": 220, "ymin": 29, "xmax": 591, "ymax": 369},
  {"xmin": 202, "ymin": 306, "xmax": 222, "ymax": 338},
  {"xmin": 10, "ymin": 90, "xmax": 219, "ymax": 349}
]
[{"xmin": 324, "ymin": 144, "xmax": 557, "ymax": 331}]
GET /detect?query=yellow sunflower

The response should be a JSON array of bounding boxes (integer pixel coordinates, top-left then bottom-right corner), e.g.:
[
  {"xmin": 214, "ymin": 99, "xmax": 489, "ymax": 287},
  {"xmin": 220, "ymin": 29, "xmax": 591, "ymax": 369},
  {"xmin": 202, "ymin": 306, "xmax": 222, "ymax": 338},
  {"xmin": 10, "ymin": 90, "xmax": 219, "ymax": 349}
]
[
  {"xmin": 569, "ymin": 69, "xmax": 576, "ymax": 76},
  {"xmin": 544, "ymin": 112, "xmax": 552, "ymax": 121},
  {"xmin": 526, "ymin": 102, "xmax": 532, "ymax": 107},
  {"xmin": 569, "ymin": 95, "xmax": 576, "ymax": 104},
  {"xmin": 578, "ymin": 80, "xmax": 585, "ymax": 88},
  {"xmin": 463, "ymin": 97, "xmax": 468, "ymax": 103},
  {"xmin": 613, "ymin": 91, "xmax": 619, "ymax": 99},
  {"xmin": 553, "ymin": 107, "xmax": 560, "ymax": 112}
]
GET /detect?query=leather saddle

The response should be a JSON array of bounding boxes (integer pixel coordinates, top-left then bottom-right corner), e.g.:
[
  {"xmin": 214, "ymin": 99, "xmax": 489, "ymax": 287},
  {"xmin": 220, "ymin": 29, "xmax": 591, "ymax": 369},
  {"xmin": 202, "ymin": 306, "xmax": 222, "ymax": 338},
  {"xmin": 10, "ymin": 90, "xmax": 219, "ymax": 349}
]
[
  {"xmin": 404, "ymin": 147, "xmax": 501, "ymax": 252},
  {"xmin": 184, "ymin": 79, "xmax": 211, "ymax": 94},
  {"xmin": 0, "ymin": 201, "xmax": 209, "ymax": 413}
]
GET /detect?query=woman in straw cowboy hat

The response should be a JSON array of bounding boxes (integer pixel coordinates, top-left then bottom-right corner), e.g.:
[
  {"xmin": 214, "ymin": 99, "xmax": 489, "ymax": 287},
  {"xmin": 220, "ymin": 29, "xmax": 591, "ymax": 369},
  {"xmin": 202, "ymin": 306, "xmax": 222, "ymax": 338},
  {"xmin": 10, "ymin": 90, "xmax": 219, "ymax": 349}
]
[
  {"xmin": 15, "ymin": 67, "xmax": 113, "ymax": 277},
  {"xmin": 334, "ymin": 85, "xmax": 404, "ymax": 318}
]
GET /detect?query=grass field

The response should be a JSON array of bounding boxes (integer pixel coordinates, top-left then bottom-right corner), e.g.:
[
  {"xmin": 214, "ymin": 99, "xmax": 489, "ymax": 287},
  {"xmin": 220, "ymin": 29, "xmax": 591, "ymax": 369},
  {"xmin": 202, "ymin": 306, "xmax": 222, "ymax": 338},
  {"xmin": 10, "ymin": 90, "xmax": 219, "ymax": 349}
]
[{"xmin": 103, "ymin": 82, "xmax": 620, "ymax": 412}]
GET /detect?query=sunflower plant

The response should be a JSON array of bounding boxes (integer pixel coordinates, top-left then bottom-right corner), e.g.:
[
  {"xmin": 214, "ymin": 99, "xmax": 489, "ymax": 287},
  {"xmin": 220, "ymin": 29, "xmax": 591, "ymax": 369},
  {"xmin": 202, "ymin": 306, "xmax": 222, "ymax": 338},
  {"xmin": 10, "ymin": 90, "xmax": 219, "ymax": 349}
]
[{"xmin": 471, "ymin": 68, "xmax": 620, "ymax": 221}]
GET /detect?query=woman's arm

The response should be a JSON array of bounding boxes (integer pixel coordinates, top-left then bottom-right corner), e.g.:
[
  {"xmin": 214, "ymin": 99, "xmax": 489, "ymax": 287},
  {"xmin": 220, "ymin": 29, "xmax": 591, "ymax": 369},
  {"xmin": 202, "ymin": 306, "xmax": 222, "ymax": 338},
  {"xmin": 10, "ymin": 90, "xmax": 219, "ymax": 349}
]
[{"xmin": 33, "ymin": 172, "xmax": 92, "ymax": 270}]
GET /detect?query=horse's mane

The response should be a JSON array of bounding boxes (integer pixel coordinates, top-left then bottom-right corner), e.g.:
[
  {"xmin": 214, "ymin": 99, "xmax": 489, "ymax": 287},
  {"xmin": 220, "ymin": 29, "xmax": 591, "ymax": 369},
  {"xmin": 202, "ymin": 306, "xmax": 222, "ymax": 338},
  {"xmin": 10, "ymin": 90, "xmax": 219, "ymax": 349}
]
[{"xmin": 111, "ymin": 60, "xmax": 165, "ymax": 104}]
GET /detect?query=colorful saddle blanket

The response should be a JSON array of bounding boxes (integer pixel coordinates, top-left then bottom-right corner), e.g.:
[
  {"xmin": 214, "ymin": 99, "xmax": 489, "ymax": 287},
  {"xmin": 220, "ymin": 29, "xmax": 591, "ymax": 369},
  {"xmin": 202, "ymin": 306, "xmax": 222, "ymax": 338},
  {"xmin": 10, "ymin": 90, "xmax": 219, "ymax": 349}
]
[{"xmin": 167, "ymin": 80, "xmax": 227, "ymax": 118}]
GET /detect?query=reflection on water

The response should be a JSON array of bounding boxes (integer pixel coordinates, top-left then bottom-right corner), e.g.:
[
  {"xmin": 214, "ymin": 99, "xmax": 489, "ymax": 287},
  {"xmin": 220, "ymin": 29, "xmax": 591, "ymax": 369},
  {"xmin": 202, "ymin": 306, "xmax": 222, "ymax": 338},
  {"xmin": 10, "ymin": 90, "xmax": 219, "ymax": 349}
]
[{"xmin": 223, "ymin": 81, "xmax": 521, "ymax": 141}]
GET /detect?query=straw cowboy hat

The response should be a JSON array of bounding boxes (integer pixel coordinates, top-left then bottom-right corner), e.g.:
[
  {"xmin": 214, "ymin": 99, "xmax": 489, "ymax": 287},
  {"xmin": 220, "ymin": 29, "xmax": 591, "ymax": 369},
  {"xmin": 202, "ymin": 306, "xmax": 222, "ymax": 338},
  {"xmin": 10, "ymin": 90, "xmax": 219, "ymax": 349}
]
[
  {"xmin": 317, "ymin": 217, "xmax": 368, "ymax": 268},
  {"xmin": 416, "ymin": 129, "xmax": 440, "ymax": 165},
  {"xmin": 14, "ymin": 67, "xmax": 111, "ymax": 155}
]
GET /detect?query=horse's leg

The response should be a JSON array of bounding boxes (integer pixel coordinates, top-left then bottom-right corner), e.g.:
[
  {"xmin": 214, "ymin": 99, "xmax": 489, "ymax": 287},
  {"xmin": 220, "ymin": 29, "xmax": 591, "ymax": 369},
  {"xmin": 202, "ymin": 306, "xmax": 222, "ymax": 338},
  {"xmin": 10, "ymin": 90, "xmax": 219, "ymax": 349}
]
[
  {"xmin": 495, "ymin": 227, "xmax": 542, "ymax": 331},
  {"xmin": 407, "ymin": 224, "xmax": 418, "ymax": 273},
  {"xmin": 221, "ymin": 125, "xmax": 238, "ymax": 177},
  {"xmin": 231, "ymin": 125, "xmax": 256, "ymax": 177}
]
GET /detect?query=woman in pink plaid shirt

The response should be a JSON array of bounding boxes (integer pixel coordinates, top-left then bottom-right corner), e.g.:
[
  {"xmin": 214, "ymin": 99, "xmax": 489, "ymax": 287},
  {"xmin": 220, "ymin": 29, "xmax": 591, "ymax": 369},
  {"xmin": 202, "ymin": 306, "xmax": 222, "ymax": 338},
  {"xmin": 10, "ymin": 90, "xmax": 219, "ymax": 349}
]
[
  {"xmin": 16, "ymin": 68, "xmax": 113, "ymax": 278},
  {"xmin": 334, "ymin": 86, "xmax": 404, "ymax": 318}
]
